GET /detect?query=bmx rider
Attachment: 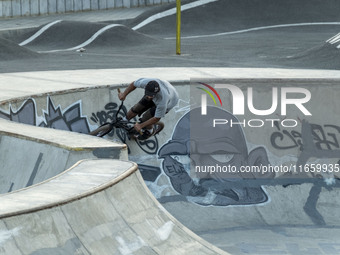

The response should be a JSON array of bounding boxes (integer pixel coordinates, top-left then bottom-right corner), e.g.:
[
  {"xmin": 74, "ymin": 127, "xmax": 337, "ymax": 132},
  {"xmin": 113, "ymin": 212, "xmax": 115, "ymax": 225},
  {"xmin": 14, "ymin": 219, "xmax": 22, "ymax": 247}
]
[{"xmin": 118, "ymin": 78, "xmax": 179, "ymax": 140}]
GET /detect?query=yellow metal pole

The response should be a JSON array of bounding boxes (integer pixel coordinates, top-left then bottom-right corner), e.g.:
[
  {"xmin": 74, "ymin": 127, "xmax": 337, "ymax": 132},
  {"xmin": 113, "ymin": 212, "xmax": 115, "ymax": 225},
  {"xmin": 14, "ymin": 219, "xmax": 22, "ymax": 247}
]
[{"xmin": 176, "ymin": 0, "xmax": 181, "ymax": 55}]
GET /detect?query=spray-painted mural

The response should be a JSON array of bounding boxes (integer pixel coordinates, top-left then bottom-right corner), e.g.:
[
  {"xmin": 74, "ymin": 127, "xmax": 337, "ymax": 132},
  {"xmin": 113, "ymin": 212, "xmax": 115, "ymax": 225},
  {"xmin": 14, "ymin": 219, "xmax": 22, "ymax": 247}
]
[
  {"xmin": 271, "ymin": 121, "xmax": 340, "ymax": 168},
  {"xmin": 271, "ymin": 121, "xmax": 340, "ymax": 151},
  {"xmin": 155, "ymin": 105, "xmax": 340, "ymax": 225},
  {"xmin": 0, "ymin": 99, "xmax": 36, "ymax": 126},
  {"xmin": 39, "ymin": 97, "xmax": 90, "ymax": 133},
  {"xmin": 0, "ymin": 97, "xmax": 90, "ymax": 133},
  {"xmin": 270, "ymin": 120, "xmax": 340, "ymax": 225},
  {"xmin": 158, "ymin": 106, "xmax": 274, "ymax": 206}
]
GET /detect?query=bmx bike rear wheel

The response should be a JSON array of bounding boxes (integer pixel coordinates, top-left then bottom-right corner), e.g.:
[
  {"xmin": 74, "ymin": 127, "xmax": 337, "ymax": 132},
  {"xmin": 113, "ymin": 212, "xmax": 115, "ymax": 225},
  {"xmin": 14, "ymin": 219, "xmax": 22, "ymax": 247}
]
[{"xmin": 154, "ymin": 121, "xmax": 164, "ymax": 135}]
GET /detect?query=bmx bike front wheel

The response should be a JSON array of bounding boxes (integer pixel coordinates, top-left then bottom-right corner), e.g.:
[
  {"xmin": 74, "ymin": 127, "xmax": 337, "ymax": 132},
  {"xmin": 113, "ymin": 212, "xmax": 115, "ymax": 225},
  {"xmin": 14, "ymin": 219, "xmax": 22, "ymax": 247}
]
[{"xmin": 89, "ymin": 123, "xmax": 112, "ymax": 137}]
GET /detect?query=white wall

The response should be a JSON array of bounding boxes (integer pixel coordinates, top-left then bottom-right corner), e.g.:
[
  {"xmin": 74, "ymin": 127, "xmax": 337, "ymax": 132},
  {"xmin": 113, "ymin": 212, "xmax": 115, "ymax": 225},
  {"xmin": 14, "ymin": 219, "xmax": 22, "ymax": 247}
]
[{"xmin": 0, "ymin": 0, "xmax": 175, "ymax": 18}]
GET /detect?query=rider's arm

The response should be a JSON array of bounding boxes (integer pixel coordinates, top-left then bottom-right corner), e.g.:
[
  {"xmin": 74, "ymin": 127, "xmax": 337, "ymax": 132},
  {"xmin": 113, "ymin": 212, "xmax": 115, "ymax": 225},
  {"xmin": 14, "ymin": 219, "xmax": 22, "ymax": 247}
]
[
  {"xmin": 119, "ymin": 82, "xmax": 136, "ymax": 101},
  {"xmin": 135, "ymin": 117, "xmax": 161, "ymax": 132}
]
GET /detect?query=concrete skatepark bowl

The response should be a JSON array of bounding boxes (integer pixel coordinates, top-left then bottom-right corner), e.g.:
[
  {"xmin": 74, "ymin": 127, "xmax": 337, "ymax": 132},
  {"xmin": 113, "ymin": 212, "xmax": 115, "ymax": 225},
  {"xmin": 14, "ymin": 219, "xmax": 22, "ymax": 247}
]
[
  {"xmin": 1, "ymin": 0, "xmax": 340, "ymax": 254},
  {"xmin": 0, "ymin": 73, "xmax": 340, "ymax": 254}
]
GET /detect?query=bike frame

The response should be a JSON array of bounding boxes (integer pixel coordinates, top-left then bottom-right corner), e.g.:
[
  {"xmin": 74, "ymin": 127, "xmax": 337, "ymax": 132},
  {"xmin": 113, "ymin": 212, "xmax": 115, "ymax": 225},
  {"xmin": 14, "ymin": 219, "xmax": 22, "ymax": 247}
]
[{"xmin": 90, "ymin": 100, "xmax": 137, "ymax": 137}]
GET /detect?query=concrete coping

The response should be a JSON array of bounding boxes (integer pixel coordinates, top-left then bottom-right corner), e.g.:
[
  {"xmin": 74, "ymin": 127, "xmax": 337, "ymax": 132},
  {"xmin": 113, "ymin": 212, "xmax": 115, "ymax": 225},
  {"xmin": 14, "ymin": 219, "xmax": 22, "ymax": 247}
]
[
  {"xmin": 0, "ymin": 118, "xmax": 126, "ymax": 151},
  {"xmin": 2, "ymin": 67, "xmax": 340, "ymax": 104},
  {"xmin": 0, "ymin": 159, "xmax": 138, "ymax": 219}
]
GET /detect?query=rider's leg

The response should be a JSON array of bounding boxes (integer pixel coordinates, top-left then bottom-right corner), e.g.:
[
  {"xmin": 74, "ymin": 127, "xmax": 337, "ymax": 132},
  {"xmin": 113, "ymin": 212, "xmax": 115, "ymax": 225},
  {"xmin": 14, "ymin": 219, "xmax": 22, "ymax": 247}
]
[
  {"xmin": 139, "ymin": 106, "xmax": 157, "ymax": 130},
  {"xmin": 125, "ymin": 109, "xmax": 137, "ymax": 120},
  {"xmin": 138, "ymin": 107, "xmax": 165, "ymax": 140},
  {"xmin": 127, "ymin": 96, "xmax": 155, "ymax": 120}
]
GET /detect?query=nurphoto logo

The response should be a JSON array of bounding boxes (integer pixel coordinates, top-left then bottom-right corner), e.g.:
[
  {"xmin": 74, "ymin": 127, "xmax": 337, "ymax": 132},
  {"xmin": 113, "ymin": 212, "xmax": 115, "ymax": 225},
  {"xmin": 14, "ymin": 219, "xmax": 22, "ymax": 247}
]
[{"xmin": 197, "ymin": 82, "xmax": 312, "ymax": 128}]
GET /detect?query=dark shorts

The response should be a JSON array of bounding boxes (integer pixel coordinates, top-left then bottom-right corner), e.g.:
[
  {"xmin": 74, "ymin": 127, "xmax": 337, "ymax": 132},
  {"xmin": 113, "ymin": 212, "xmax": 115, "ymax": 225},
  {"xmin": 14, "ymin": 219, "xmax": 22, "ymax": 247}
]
[{"xmin": 131, "ymin": 96, "xmax": 156, "ymax": 123}]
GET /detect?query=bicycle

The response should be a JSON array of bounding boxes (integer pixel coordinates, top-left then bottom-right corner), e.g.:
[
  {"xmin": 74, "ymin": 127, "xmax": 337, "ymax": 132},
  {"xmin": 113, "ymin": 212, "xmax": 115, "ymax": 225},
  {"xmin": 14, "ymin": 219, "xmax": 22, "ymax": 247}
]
[{"xmin": 89, "ymin": 90, "xmax": 164, "ymax": 140}]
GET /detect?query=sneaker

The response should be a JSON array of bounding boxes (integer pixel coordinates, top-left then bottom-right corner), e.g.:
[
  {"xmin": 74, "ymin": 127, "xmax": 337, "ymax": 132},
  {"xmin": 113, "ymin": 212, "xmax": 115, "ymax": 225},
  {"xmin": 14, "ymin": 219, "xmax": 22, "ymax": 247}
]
[{"xmin": 138, "ymin": 129, "xmax": 152, "ymax": 140}]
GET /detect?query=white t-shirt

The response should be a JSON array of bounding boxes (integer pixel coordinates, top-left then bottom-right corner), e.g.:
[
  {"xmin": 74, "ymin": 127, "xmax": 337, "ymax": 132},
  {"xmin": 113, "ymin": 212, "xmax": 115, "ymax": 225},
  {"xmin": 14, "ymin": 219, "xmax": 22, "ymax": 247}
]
[{"xmin": 134, "ymin": 78, "xmax": 179, "ymax": 118}]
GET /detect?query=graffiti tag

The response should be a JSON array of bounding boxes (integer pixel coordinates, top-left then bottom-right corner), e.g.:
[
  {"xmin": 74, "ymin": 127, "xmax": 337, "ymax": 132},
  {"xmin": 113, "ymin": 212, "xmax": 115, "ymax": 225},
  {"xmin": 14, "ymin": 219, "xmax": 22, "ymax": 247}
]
[{"xmin": 271, "ymin": 122, "xmax": 340, "ymax": 151}]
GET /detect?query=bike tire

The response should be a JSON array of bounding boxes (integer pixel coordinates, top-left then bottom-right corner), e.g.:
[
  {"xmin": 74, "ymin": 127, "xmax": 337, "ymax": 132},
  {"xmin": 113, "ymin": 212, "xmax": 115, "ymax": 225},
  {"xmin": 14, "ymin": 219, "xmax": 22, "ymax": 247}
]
[{"xmin": 89, "ymin": 123, "xmax": 113, "ymax": 137}]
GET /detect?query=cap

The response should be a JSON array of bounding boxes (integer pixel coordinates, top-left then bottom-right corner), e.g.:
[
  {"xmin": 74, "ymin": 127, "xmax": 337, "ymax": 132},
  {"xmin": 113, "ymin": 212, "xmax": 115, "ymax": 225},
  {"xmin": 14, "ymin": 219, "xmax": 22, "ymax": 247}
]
[{"xmin": 145, "ymin": 81, "xmax": 160, "ymax": 96}]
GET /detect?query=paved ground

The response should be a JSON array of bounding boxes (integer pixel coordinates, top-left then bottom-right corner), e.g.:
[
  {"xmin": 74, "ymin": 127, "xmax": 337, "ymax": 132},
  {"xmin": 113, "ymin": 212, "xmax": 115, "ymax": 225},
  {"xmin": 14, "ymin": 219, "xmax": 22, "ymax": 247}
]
[
  {"xmin": 0, "ymin": 0, "xmax": 340, "ymax": 72},
  {"xmin": 1, "ymin": 0, "xmax": 340, "ymax": 254},
  {"xmin": 0, "ymin": 7, "xmax": 151, "ymax": 31}
]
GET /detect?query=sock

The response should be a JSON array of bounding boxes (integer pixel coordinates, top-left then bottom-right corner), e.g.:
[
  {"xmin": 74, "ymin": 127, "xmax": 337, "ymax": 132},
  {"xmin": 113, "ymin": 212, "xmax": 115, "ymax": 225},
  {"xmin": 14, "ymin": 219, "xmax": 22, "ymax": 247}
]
[{"xmin": 122, "ymin": 116, "xmax": 128, "ymax": 121}]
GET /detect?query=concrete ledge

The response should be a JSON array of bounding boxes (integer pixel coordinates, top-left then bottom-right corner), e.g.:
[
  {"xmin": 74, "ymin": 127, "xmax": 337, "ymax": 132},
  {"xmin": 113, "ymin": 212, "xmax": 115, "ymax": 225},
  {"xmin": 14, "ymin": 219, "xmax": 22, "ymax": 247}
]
[
  {"xmin": 0, "ymin": 118, "xmax": 126, "ymax": 151},
  {"xmin": 0, "ymin": 159, "xmax": 138, "ymax": 218},
  {"xmin": 2, "ymin": 67, "xmax": 340, "ymax": 103},
  {"xmin": 0, "ymin": 118, "xmax": 128, "ymax": 194}
]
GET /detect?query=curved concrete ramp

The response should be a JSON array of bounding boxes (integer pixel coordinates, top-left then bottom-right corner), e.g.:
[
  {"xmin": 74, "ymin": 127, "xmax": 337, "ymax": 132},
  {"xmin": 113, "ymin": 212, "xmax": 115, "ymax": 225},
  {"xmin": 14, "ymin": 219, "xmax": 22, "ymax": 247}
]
[
  {"xmin": 0, "ymin": 159, "xmax": 228, "ymax": 255},
  {"xmin": 0, "ymin": 118, "xmax": 127, "ymax": 194}
]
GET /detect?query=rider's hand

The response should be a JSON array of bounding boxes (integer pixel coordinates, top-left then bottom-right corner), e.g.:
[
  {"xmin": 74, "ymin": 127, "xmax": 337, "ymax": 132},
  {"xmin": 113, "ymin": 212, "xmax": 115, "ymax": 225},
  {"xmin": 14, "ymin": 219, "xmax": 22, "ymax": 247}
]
[
  {"xmin": 118, "ymin": 92, "xmax": 126, "ymax": 101},
  {"xmin": 134, "ymin": 123, "xmax": 142, "ymax": 133}
]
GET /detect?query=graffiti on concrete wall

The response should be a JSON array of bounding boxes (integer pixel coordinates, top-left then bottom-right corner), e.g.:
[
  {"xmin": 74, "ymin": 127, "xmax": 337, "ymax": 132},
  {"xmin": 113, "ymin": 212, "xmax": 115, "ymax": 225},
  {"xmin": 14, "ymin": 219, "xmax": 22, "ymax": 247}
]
[
  {"xmin": 0, "ymin": 97, "xmax": 90, "ymax": 134},
  {"xmin": 154, "ymin": 106, "xmax": 340, "ymax": 223},
  {"xmin": 0, "ymin": 97, "xmax": 161, "ymax": 155},
  {"xmin": 158, "ymin": 106, "xmax": 274, "ymax": 206},
  {"xmin": 269, "ymin": 120, "xmax": 340, "ymax": 225},
  {"xmin": 271, "ymin": 121, "xmax": 340, "ymax": 151},
  {"xmin": 0, "ymin": 99, "xmax": 36, "ymax": 125},
  {"xmin": 39, "ymin": 97, "xmax": 90, "ymax": 133},
  {"xmin": 270, "ymin": 120, "xmax": 340, "ymax": 175}
]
